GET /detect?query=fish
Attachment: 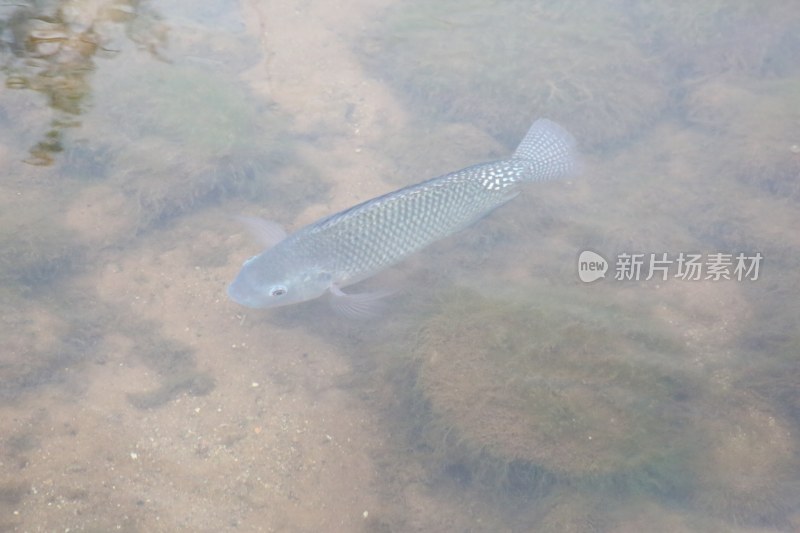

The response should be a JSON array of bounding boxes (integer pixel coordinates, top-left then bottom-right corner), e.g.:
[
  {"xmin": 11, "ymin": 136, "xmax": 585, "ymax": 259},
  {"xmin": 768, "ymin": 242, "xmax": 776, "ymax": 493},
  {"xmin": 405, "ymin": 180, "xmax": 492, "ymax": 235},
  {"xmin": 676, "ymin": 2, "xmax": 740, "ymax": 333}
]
[{"xmin": 228, "ymin": 118, "xmax": 579, "ymax": 318}]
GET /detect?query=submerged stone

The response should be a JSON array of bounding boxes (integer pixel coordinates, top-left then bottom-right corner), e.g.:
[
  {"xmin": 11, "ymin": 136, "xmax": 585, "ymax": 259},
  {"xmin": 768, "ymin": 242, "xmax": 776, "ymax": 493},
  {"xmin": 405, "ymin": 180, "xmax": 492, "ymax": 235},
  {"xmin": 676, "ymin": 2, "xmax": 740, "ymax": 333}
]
[{"xmin": 412, "ymin": 286, "xmax": 696, "ymax": 486}]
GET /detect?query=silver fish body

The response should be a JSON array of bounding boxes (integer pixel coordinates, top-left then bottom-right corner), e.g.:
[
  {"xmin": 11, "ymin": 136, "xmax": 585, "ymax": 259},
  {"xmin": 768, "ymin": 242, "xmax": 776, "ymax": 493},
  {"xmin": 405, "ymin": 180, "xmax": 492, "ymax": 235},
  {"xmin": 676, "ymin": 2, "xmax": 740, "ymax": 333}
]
[{"xmin": 228, "ymin": 119, "xmax": 578, "ymax": 314}]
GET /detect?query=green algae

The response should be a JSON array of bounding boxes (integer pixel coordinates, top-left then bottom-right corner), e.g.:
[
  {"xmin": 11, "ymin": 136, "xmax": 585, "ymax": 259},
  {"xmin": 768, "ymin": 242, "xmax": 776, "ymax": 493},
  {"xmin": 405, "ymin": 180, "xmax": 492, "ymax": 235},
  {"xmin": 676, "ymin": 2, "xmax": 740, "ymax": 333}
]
[
  {"xmin": 76, "ymin": 60, "xmax": 301, "ymax": 231},
  {"xmin": 0, "ymin": 286, "xmax": 214, "ymax": 410},
  {"xmin": 630, "ymin": 1, "xmax": 800, "ymax": 78},
  {"xmin": 683, "ymin": 77, "xmax": 800, "ymax": 203},
  {"xmin": 332, "ymin": 275, "xmax": 798, "ymax": 529},
  {"xmin": 686, "ymin": 391, "xmax": 799, "ymax": 527},
  {"xmin": 51, "ymin": 56, "xmax": 328, "ymax": 233},
  {"xmin": 0, "ymin": 294, "xmax": 105, "ymax": 402},
  {"xmin": 0, "ymin": 214, "xmax": 85, "ymax": 291},
  {"xmin": 0, "ymin": 1, "xmax": 303, "ymax": 414},
  {"xmin": 407, "ymin": 284, "xmax": 696, "ymax": 493},
  {"xmin": 373, "ymin": 274, "xmax": 800, "ymax": 526},
  {"xmin": 361, "ymin": 0, "xmax": 800, "ymax": 158},
  {"xmin": 360, "ymin": 0, "xmax": 670, "ymax": 150},
  {"xmin": 101, "ymin": 61, "xmax": 263, "ymax": 155},
  {"xmin": 2, "ymin": 1, "xmax": 324, "ymax": 234}
]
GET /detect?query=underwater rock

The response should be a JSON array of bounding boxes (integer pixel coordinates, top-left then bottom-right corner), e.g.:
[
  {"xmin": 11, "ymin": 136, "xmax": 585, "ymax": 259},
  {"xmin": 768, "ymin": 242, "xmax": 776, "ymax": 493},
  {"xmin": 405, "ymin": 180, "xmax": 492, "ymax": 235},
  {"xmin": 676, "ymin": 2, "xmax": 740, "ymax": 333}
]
[
  {"xmin": 360, "ymin": 0, "xmax": 670, "ymax": 150},
  {"xmin": 412, "ymin": 286, "xmax": 696, "ymax": 489},
  {"xmin": 683, "ymin": 77, "xmax": 800, "ymax": 202},
  {"xmin": 690, "ymin": 393, "xmax": 799, "ymax": 527},
  {"xmin": 69, "ymin": 60, "xmax": 321, "ymax": 232},
  {"xmin": 630, "ymin": 2, "xmax": 800, "ymax": 78},
  {"xmin": 746, "ymin": 355, "xmax": 800, "ymax": 429}
]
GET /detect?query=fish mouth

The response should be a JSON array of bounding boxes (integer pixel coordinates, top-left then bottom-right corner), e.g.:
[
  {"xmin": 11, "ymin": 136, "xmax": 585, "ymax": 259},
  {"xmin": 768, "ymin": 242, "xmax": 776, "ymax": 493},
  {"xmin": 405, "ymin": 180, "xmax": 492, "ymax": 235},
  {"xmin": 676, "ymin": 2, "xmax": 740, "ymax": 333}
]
[{"xmin": 227, "ymin": 279, "xmax": 261, "ymax": 308}]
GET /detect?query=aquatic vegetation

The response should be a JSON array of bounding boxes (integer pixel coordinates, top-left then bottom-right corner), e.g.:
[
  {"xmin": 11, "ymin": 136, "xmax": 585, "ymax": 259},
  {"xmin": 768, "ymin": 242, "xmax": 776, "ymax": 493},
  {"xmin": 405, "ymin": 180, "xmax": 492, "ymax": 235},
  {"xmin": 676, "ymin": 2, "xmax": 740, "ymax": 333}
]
[
  {"xmin": 0, "ymin": 293, "xmax": 104, "ymax": 402},
  {"xmin": 689, "ymin": 393, "xmax": 799, "ymax": 527},
  {"xmin": 735, "ymin": 277, "xmax": 800, "ymax": 430},
  {"xmin": 0, "ymin": 215, "xmax": 85, "ymax": 290},
  {"xmin": 533, "ymin": 491, "xmax": 607, "ymax": 532},
  {"xmin": 410, "ymin": 285, "xmax": 697, "ymax": 493},
  {"xmin": 60, "ymin": 141, "xmax": 111, "ymax": 181},
  {"xmin": 70, "ymin": 59, "xmax": 322, "ymax": 232},
  {"xmin": 0, "ymin": 285, "xmax": 214, "ymax": 409},
  {"xmin": 630, "ymin": 1, "xmax": 800, "ymax": 78},
  {"xmin": 747, "ymin": 357, "xmax": 800, "ymax": 430},
  {"xmin": 101, "ymin": 61, "xmax": 261, "ymax": 153},
  {"xmin": 125, "ymin": 329, "xmax": 215, "ymax": 409},
  {"xmin": 362, "ymin": 276, "xmax": 800, "ymax": 527},
  {"xmin": 683, "ymin": 77, "xmax": 800, "ymax": 203},
  {"xmin": 530, "ymin": 489, "xmax": 729, "ymax": 532},
  {"xmin": 360, "ymin": 0, "xmax": 670, "ymax": 150},
  {"xmin": 361, "ymin": 0, "xmax": 799, "ymax": 156}
]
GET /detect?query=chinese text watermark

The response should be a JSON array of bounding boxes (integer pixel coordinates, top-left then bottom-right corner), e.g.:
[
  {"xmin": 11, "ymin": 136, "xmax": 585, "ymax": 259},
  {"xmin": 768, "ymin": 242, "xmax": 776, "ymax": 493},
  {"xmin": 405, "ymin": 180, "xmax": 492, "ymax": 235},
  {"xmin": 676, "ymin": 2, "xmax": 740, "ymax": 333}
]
[{"xmin": 578, "ymin": 251, "xmax": 762, "ymax": 283}]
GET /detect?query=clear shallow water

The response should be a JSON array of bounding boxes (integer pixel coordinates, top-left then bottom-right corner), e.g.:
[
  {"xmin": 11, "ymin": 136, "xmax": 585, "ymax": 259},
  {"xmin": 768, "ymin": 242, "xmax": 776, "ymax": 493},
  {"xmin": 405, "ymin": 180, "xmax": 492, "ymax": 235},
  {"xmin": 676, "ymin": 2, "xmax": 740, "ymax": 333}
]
[{"xmin": 1, "ymin": 0, "xmax": 799, "ymax": 531}]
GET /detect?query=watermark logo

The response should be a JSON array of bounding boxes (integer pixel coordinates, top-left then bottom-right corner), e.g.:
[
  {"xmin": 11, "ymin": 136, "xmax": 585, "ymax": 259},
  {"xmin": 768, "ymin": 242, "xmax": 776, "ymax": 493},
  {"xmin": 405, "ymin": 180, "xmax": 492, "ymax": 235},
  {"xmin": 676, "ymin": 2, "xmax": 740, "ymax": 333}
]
[
  {"xmin": 577, "ymin": 250, "xmax": 608, "ymax": 283},
  {"xmin": 577, "ymin": 251, "xmax": 763, "ymax": 282}
]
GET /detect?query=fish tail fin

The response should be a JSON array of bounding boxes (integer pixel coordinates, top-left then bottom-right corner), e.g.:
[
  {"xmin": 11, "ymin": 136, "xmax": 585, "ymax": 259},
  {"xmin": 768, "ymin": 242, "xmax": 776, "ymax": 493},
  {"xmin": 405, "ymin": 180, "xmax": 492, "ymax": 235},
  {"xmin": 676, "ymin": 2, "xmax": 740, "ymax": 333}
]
[{"xmin": 512, "ymin": 118, "xmax": 580, "ymax": 182}]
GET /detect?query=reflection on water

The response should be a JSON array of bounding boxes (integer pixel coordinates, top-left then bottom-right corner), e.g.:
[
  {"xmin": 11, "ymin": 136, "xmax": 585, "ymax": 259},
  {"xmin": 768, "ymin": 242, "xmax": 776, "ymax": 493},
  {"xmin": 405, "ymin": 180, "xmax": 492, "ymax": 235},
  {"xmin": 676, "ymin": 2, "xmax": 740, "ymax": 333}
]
[
  {"xmin": 1, "ymin": 0, "xmax": 167, "ymax": 165},
  {"xmin": 1, "ymin": 0, "xmax": 799, "ymax": 531}
]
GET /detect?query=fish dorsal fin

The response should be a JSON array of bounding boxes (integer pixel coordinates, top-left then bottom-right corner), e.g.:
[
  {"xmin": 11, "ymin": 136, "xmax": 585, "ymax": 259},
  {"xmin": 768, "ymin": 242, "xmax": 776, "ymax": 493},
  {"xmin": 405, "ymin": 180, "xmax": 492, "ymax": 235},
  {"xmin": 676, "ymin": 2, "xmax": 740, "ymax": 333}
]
[{"xmin": 234, "ymin": 216, "xmax": 288, "ymax": 249}]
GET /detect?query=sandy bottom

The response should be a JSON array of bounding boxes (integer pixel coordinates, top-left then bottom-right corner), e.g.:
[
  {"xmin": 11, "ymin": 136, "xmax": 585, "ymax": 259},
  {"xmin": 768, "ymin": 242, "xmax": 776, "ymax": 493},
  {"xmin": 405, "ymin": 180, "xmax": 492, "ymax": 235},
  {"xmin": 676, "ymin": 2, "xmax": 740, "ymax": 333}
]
[{"xmin": 0, "ymin": 1, "xmax": 400, "ymax": 531}]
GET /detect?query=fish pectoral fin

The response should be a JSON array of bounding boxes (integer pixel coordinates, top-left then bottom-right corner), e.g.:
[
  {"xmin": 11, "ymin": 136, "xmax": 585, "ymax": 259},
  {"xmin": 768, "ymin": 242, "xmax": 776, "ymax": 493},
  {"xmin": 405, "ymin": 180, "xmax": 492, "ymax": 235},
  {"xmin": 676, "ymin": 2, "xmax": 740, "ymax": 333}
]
[
  {"xmin": 328, "ymin": 285, "xmax": 397, "ymax": 320},
  {"xmin": 233, "ymin": 215, "xmax": 288, "ymax": 249}
]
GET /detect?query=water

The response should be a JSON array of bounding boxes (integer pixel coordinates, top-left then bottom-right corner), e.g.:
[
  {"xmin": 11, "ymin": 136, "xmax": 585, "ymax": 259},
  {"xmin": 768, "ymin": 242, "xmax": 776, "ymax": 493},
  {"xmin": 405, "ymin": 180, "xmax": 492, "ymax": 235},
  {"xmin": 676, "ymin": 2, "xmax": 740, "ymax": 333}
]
[{"xmin": 1, "ymin": 0, "xmax": 799, "ymax": 531}]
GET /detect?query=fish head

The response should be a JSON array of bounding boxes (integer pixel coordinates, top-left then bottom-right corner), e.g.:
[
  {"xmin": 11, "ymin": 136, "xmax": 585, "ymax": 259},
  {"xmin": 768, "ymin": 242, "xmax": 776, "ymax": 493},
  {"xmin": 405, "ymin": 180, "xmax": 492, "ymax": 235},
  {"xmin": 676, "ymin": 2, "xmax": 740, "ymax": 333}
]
[{"xmin": 227, "ymin": 252, "xmax": 332, "ymax": 309}]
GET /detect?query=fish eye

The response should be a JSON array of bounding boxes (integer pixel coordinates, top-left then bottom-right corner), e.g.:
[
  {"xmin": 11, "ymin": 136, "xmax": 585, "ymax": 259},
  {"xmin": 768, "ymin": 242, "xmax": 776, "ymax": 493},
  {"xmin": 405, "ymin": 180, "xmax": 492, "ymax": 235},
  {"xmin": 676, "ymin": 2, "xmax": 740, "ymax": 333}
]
[{"xmin": 269, "ymin": 286, "xmax": 287, "ymax": 297}]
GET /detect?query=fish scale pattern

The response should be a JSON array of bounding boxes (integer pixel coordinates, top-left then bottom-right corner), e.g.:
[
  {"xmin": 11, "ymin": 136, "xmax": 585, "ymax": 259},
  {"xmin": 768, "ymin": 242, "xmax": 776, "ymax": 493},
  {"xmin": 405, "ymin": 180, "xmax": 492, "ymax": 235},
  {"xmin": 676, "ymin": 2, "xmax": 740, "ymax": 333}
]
[{"xmin": 292, "ymin": 159, "xmax": 537, "ymax": 285}]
